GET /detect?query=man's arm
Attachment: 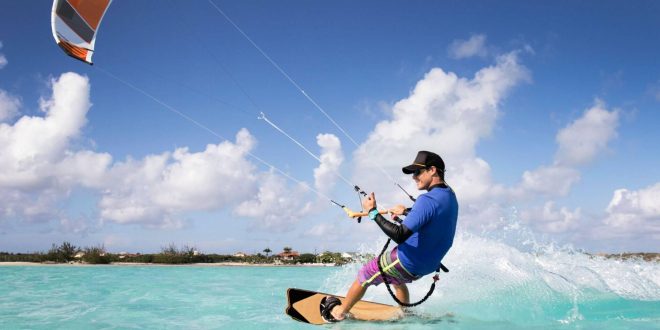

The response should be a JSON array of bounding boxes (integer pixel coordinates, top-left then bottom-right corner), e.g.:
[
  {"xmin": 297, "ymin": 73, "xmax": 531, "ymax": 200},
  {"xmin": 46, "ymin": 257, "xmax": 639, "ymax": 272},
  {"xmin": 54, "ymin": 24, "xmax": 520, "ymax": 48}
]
[
  {"xmin": 362, "ymin": 192, "xmax": 413, "ymax": 243},
  {"xmin": 372, "ymin": 210, "xmax": 413, "ymax": 244}
]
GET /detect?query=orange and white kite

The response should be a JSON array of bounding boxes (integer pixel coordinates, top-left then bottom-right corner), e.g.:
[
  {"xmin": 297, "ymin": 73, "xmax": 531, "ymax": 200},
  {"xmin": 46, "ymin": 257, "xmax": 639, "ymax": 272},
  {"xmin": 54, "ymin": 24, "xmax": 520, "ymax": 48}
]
[{"xmin": 51, "ymin": 0, "xmax": 112, "ymax": 64}]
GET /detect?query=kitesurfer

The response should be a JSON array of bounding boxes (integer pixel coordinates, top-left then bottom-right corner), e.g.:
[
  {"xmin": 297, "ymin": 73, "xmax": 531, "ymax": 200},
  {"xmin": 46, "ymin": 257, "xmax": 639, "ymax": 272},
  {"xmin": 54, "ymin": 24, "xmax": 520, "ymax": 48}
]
[{"xmin": 322, "ymin": 150, "xmax": 459, "ymax": 322}]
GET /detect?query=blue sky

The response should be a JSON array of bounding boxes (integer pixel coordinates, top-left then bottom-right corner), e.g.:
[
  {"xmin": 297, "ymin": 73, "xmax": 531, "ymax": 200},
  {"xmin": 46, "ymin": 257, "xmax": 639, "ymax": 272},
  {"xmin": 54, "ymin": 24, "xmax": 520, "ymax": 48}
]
[{"xmin": 1, "ymin": 0, "xmax": 659, "ymax": 254}]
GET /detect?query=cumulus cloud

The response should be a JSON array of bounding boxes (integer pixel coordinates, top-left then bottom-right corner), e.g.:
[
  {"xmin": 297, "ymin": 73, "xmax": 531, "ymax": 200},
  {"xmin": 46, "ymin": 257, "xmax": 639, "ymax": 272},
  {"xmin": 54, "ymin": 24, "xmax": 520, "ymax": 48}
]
[
  {"xmin": 350, "ymin": 47, "xmax": 628, "ymax": 246},
  {"xmin": 504, "ymin": 100, "xmax": 621, "ymax": 238},
  {"xmin": 234, "ymin": 134, "xmax": 343, "ymax": 230},
  {"xmin": 55, "ymin": 150, "xmax": 112, "ymax": 188},
  {"xmin": 0, "ymin": 73, "xmax": 94, "ymax": 224},
  {"xmin": 602, "ymin": 183, "xmax": 660, "ymax": 238},
  {"xmin": 313, "ymin": 133, "xmax": 343, "ymax": 193},
  {"xmin": 304, "ymin": 221, "xmax": 356, "ymax": 244},
  {"xmin": 354, "ymin": 50, "xmax": 529, "ymax": 208},
  {"xmin": 520, "ymin": 201, "xmax": 581, "ymax": 233},
  {"xmin": 233, "ymin": 170, "xmax": 312, "ymax": 231},
  {"xmin": 0, "ymin": 90, "xmax": 21, "ymax": 122},
  {"xmin": 448, "ymin": 34, "xmax": 488, "ymax": 59},
  {"xmin": 99, "ymin": 129, "xmax": 259, "ymax": 226},
  {"xmin": 516, "ymin": 166, "xmax": 581, "ymax": 197},
  {"xmin": 512, "ymin": 100, "xmax": 619, "ymax": 199},
  {"xmin": 0, "ymin": 71, "xmax": 318, "ymax": 231},
  {"xmin": 0, "ymin": 73, "xmax": 91, "ymax": 190},
  {"xmin": 0, "ymin": 188, "xmax": 65, "ymax": 223},
  {"xmin": 555, "ymin": 100, "xmax": 619, "ymax": 167}
]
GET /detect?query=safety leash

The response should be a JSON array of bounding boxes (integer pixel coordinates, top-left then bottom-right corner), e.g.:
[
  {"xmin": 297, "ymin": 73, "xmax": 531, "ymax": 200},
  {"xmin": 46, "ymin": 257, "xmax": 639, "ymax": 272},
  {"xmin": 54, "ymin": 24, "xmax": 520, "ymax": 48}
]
[{"xmin": 376, "ymin": 238, "xmax": 448, "ymax": 307}]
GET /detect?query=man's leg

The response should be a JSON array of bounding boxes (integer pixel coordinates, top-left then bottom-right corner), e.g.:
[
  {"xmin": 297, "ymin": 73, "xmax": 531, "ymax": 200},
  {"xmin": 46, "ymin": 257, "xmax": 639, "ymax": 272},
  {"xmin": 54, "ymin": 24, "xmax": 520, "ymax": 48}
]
[
  {"xmin": 330, "ymin": 279, "xmax": 366, "ymax": 320},
  {"xmin": 392, "ymin": 283, "xmax": 409, "ymax": 304}
]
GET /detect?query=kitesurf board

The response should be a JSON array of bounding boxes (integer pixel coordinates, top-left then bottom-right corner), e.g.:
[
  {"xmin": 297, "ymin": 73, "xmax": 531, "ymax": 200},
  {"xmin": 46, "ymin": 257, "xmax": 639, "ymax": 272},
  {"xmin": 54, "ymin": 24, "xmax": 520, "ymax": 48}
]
[{"xmin": 285, "ymin": 288, "xmax": 403, "ymax": 325}]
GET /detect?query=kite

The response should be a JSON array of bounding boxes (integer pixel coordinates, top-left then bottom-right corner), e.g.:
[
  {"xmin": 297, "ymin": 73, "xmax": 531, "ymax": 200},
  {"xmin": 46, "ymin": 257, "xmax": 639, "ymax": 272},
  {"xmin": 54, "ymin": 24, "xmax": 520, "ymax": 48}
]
[{"xmin": 51, "ymin": 0, "xmax": 112, "ymax": 64}]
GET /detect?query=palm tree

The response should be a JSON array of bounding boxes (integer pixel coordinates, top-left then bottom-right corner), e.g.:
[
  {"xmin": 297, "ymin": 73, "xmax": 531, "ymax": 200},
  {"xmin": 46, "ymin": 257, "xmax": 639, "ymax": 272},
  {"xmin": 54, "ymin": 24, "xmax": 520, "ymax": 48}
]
[
  {"xmin": 283, "ymin": 246, "xmax": 292, "ymax": 254},
  {"xmin": 263, "ymin": 248, "xmax": 272, "ymax": 257}
]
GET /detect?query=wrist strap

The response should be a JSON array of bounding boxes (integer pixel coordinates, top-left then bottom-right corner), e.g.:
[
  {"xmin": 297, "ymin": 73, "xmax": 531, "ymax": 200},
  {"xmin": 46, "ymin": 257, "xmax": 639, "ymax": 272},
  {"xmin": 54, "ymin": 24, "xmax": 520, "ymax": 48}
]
[{"xmin": 368, "ymin": 208, "xmax": 379, "ymax": 221}]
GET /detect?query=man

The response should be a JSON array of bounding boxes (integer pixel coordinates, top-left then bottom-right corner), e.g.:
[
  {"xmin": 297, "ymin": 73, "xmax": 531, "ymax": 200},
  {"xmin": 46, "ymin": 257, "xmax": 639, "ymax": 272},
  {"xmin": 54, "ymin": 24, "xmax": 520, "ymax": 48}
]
[{"xmin": 323, "ymin": 150, "xmax": 459, "ymax": 322}]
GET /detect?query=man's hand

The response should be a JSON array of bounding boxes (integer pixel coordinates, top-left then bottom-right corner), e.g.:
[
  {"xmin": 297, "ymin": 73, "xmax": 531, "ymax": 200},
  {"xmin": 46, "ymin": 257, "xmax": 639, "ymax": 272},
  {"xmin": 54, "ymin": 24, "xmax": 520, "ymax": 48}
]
[
  {"xmin": 388, "ymin": 205, "xmax": 407, "ymax": 216},
  {"xmin": 362, "ymin": 192, "xmax": 377, "ymax": 211}
]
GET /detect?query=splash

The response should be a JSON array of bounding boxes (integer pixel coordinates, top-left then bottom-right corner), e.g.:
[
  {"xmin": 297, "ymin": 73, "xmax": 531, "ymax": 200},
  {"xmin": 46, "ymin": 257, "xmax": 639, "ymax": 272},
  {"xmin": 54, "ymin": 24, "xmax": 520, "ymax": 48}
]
[{"xmin": 322, "ymin": 213, "xmax": 660, "ymax": 326}]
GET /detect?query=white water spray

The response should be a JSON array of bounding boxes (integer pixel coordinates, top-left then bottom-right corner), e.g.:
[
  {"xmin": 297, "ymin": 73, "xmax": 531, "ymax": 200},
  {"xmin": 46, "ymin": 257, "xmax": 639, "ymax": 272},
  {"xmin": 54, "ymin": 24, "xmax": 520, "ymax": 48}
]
[{"xmin": 321, "ymin": 214, "xmax": 660, "ymax": 325}]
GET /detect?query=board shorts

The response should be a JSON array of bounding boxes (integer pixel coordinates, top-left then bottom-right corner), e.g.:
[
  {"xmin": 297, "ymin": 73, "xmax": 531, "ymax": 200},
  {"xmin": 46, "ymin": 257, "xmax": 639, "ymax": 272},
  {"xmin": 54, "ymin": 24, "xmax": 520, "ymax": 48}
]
[{"xmin": 358, "ymin": 247, "xmax": 419, "ymax": 288}]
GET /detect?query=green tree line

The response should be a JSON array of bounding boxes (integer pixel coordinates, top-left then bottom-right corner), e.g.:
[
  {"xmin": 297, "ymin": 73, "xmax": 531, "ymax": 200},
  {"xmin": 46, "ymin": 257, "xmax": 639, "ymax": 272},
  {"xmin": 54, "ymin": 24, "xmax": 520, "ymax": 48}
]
[{"xmin": 0, "ymin": 242, "xmax": 358, "ymax": 265}]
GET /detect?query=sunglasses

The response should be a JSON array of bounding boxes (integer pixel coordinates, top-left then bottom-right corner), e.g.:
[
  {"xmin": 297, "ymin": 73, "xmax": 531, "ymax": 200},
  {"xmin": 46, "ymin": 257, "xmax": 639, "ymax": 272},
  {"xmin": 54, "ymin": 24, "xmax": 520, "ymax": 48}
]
[{"xmin": 412, "ymin": 168, "xmax": 426, "ymax": 176}]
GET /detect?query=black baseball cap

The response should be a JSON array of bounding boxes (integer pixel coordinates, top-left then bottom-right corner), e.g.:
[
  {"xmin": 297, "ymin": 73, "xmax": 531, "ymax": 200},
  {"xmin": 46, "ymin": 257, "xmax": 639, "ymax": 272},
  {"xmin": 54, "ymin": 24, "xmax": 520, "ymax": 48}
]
[{"xmin": 402, "ymin": 151, "xmax": 445, "ymax": 174}]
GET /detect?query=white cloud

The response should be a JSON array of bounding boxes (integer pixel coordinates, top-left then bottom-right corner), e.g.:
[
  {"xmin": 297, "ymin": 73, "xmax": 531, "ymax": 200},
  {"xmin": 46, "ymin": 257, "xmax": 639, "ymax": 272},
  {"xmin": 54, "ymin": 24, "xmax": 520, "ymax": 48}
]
[
  {"xmin": 55, "ymin": 150, "xmax": 112, "ymax": 188},
  {"xmin": 0, "ymin": 188, "xmax": 65, "ymax": 223},
  {"xmin": 0, "ymin": 90, "xmax": 20, "ymax": 122},
  {"xmin": 233, "ymin": 170, "xmax": 312, "ymax": 231},
  {"xmin": 448, "ymin": 34, "xmax": 488, "ymax": 59},
  {"xmin": 0, "ymin": 73, "xmax": 94, "ymax": 225},
  {"xmin": 602, "ymin": 183, "xmax": 660, "ymax": 238},
  {"xmin": 304, "ymin": 220, "xmax": 357, "ymax": 244},
  {"xmin": 306, "ymin": 223, "xmax": 336, "ymax": 237},
  {"xmin": 59, "ymin": 215, "xmax": 96, "ymax": 234},
  {"xmin": 313, "ymin": 133, "xmax": 343, "ymax": 193},
  {"xmin": 0, "ymin": 72, "xmax": 91, "ymax": 190},
  {"xmin": 520, "ymin": 201, "xmax": 582, "ymax": 233},
  {"xmin": 517, "ymin": 166, "xmax": 581, "ymax": 197},
  {"xmin": 555, "ymin": 100, "xmax": 619, "ymax": 167},
  {"xmin": 153, "ymin": 130, "xmax": 257, "ymax": 210},
  {"xmin": 512, "ymin": 100, "xmax": 619, "ymax": 199},
  {"xmin": 97, "ymin": 153, "xmax": 174, "ymax": 226},
  {"xmin": 353, "ymin": 50, "xmax": 530, "ymax": 211},
  {"xmin": 99, "ymin": 129, "xmax": 259, "ymax": 226},
  {"xmin": 232, "ymin": 133, "xmax": 344, "ymax": 230},
  {"xmin": 0, "ymin": 71, "xmax": 318, "ymax": 231},
  {"xmin": 349, "ymin": 48, "xmax": 632, "ymax": 248}
]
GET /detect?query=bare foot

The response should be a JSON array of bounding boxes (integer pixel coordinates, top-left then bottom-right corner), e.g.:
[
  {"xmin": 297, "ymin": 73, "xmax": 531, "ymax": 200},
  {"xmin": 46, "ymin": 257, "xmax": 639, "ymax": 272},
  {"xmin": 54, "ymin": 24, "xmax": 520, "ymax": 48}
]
[{"xmin": 330, "ymin": 306, "xmax": 345, "ymax": 321}]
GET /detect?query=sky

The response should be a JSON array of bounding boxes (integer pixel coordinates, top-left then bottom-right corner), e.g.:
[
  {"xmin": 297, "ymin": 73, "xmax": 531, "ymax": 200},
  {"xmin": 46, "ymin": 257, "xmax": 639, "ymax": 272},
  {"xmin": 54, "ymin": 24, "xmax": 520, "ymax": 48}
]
[{"xmin": 0, "ymin": 0, "xmax": 659, "ymax": 254}]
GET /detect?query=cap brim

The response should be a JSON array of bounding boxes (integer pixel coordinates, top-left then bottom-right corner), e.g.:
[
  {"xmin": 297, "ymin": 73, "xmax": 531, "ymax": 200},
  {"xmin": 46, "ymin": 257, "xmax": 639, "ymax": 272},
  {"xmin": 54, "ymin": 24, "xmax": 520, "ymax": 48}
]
[{"xmin": 402, "ymin": 164, "xmax": 424, "ymax": 174}]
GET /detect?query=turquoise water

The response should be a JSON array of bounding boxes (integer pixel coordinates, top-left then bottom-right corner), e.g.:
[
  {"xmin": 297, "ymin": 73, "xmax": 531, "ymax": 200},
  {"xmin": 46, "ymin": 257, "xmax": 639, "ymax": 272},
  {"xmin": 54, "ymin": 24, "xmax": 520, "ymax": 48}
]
[{"xmin": 1, "ymin": 235, "xmax": 659, "ymax": 329}]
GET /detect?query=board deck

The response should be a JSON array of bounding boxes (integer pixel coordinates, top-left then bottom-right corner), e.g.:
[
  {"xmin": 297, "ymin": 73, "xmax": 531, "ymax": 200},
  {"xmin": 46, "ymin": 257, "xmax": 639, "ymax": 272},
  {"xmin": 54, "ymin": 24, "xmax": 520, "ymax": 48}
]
[{"xmin": 285, "ymin": 288, "xmax": 403, "ymax": 325}]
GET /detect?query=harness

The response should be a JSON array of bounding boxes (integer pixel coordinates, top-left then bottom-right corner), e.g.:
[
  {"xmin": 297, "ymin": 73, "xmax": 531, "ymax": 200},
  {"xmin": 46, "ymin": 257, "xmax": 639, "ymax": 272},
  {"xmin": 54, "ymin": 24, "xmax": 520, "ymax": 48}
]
[{"xmin": 376, "ymin": 229, "xmax": 449, "ymax": 307}]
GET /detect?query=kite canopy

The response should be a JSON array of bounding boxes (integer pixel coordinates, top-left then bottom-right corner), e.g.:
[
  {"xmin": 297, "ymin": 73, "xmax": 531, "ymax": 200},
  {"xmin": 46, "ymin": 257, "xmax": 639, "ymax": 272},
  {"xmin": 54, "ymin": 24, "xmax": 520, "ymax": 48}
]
[{"xmin": 51, "ymin": 0, "xmax": 112, "ymax": 64}]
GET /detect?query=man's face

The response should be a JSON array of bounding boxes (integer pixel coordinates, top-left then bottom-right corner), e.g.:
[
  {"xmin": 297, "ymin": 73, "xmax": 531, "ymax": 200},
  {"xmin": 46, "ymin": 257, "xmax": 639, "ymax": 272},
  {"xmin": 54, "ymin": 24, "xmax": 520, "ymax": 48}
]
[{"xmin": 412, "ymin": 167, "xmax": 432, "ymax": 190}]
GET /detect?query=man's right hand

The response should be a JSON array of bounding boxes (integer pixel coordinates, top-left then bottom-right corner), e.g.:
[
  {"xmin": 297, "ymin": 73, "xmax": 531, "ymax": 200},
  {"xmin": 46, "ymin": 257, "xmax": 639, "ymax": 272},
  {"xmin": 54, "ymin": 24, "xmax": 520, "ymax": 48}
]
[{"xmin": 389, "ymin": 205, "xmax": 407, "ymax": 216}]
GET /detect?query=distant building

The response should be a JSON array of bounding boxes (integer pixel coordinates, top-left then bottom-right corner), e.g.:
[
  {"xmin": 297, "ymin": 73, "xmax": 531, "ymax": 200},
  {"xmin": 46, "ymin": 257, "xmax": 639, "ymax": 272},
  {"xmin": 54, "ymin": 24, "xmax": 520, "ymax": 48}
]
[
  {"xmin": 74, "ymin": 252, "xmax": 85, "ymax": 259},
  {"xmin": 118, "ymin": 252, "xmax": 139, "ymax": 259},
  {"xmin": 341, "ymin": 252, "xmax": 359, "ymax": 262},
  {"xmin": 233, "ymin": 252, "xmax": 248, "ymax": 258},
  {"xmin": 277, "ymin": 251, "xmax": 300, "ymax": 260}
]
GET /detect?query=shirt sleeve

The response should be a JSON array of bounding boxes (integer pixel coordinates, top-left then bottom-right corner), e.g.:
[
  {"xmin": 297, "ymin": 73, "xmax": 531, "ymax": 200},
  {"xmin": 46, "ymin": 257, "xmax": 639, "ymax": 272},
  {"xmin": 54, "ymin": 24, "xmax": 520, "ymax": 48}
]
[{"xmin": 402, "ymin": 195, "xmax": 433, "ymax": 233}]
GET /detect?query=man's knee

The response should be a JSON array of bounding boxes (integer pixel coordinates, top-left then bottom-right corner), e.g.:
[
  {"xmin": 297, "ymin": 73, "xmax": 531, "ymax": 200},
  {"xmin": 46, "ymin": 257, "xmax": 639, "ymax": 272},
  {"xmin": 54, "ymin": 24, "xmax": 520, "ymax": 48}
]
[{"xmin": 393, "ymin": 283, "xmax": 408, "ymax": 290}]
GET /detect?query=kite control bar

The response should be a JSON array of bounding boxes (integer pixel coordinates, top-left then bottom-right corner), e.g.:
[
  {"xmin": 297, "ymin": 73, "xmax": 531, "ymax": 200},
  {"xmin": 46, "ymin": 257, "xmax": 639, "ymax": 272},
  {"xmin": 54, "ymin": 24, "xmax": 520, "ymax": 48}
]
[{"xmin": 342, "ymin": 208, "xmax": 390, "ymax": 219}]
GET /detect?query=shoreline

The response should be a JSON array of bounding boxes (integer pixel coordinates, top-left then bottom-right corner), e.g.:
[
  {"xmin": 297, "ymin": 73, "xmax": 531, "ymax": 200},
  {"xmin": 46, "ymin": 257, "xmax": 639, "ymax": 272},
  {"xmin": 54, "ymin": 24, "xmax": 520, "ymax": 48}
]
[{"xmin": 0, "ymin": 261, "xmax": 339, "ymax": 267}]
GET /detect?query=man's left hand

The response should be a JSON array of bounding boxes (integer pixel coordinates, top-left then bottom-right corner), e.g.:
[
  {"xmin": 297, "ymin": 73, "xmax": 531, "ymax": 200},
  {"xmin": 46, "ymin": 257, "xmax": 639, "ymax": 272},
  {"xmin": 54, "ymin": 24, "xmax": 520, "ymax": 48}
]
[{"xmin": 362, "ymin": 192, "xmax": 377, "ymax": 211}]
